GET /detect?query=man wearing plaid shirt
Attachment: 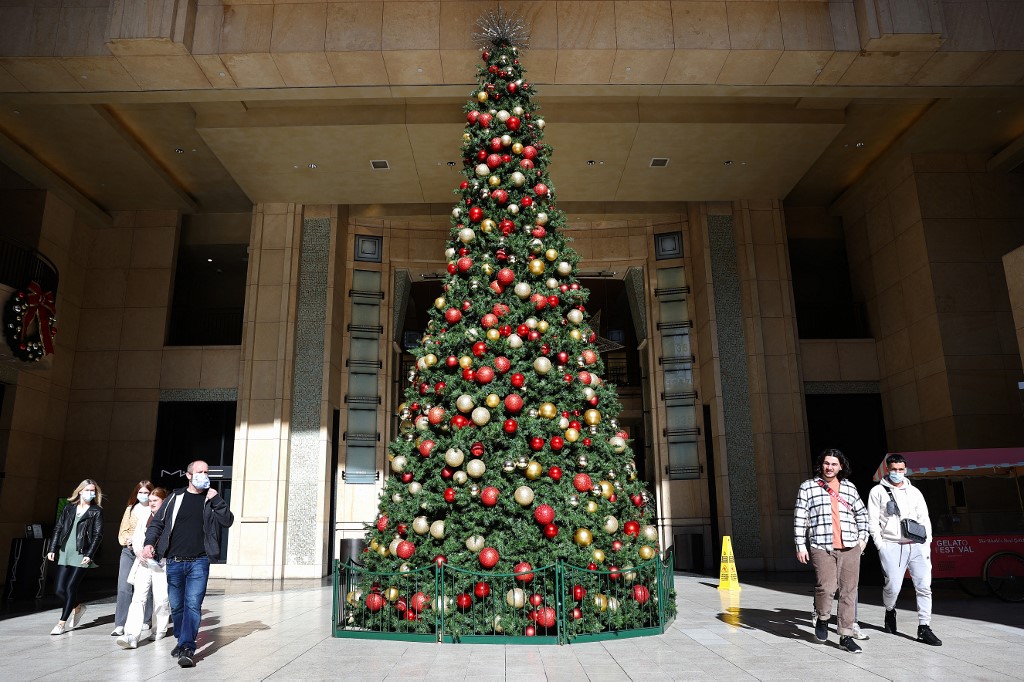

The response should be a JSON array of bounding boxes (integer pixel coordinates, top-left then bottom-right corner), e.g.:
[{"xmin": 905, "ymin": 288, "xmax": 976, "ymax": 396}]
[{"xmin": 794, "ymin": 448, "xmax": 870, "ymax": 653}]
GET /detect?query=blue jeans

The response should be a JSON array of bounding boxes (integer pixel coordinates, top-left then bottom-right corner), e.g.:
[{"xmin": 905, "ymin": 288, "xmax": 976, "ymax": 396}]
[{"xmin": 165, "ymin": 557, "xmax": 210, "ymax": 651}]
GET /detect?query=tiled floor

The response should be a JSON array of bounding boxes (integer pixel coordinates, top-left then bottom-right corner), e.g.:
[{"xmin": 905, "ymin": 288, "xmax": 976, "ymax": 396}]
[{"xmin": 3, "ymin": 573, "xmax": 1022, "ymax": 680}]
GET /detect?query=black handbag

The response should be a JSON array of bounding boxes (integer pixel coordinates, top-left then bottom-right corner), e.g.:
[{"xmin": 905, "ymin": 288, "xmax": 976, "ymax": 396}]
[{"xmin": 886, "ymin": 489, "xmax": 927, "ymax": 544}]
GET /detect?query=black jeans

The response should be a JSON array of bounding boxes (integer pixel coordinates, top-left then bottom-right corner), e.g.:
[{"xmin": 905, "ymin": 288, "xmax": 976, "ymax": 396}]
[{"xmin": 54, "ymin": 564, "xmax": 88, "ymax": 621}]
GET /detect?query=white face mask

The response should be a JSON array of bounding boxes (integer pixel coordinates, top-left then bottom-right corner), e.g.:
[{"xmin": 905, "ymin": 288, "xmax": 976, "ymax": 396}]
[
  {"xmin": 191, "ymin": 472, "xmax": 210, "ymax": 490},
  {"xmin": 81, "ymin": 491, "xmax": 96, "ymax": 502},
  {"xmin": 889, "ymin": 471, "xmax": 905, "ymax": 485},
  {"xmin": 138, "ymin": 492, "xmax": 150, "ymax": 504}
]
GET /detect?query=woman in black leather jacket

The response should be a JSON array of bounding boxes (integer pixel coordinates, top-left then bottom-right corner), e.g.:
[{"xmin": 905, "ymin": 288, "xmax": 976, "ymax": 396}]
[{"xmin": 47, "ymin": 479, "xmax": 104, "ymax": 635}]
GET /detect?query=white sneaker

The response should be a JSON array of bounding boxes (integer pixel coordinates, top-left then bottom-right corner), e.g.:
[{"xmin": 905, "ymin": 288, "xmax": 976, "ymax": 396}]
[
  {"xmin": 50, "ymin": 623, "xmax": 66, "ymax": 636},
  {"xmin": 70, "ymin": 605, "xmax": 86, "ymax": 629},
  {"xmin": 116, "ymin": 634, "xmax": 131, "ymax": 649},
  {"xmin": 151, "ymin": 629, "xmax": 167, "ymax": 641},
  {"xmin": 111, "ymin": 626, "xmax": 124, "ymax": 636},
  {"xmin": 852, "ymin": 624, "xmax": 870, "ymax": 641}
]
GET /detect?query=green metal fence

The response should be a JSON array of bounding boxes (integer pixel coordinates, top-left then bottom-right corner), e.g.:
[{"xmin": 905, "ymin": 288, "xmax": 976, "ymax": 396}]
[{"xmin": 333, "ymin": 547, "xmax": 676, "ymax": 644}]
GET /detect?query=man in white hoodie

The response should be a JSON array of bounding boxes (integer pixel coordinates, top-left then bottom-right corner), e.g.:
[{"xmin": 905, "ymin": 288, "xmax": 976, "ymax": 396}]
[{"xmin": 867, "ymin": 453, "xmax": 942, "ymax": 646}]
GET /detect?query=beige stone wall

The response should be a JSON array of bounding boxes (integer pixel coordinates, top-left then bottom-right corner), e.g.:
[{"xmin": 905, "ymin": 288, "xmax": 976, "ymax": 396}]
[
  {"xmin": 735, "ymin": 200, "xmax": 810, "ymax": 570},
  {"xmin": 836, "ymin": 153, "xmax": 1024, "ymax": 451}
]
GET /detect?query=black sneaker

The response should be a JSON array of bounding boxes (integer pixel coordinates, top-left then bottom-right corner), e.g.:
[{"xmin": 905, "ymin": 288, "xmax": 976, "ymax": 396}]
[
  {"xmin": 918, "ymin": 624, "xmax": 942, "ymax": 646},
  {"xmin": 814, "ymin": 615, "xmax": 828, "ymax": 642},
  {"xmin": 839, "ymin": 635, "xmax": 862, "ymax": 653},
  {"xmin": 884, "ymin": 608, "xmax": 897, "ymax": 634},
  {"xmin": 170, "ymin": 645, "xmax": 182, "ymax": 658},
  {"xmin": 178, "ymin": 648, "xmax": 195, "ymax": 668}
]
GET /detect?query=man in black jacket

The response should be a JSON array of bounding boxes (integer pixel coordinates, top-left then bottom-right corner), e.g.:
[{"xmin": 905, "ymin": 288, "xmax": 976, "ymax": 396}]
[{"xmin": 143, "ymin": 461, "xmax": 233, "ymax": 668}]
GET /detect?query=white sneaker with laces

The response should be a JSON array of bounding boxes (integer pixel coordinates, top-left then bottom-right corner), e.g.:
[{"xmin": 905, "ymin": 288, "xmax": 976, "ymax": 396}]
[
  {"xmin": 50, "ymin": 623, "xmax": 66, "ymax": 636},
  {"xmin": 111, "ymin": 626, "xmax": 124, "ymax": 636}
]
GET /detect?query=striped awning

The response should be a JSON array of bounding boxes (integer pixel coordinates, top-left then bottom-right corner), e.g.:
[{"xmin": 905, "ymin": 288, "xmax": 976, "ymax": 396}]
[{"xmin": 872, "ymin": 448, "xmax": 1024, "ymax": 481}]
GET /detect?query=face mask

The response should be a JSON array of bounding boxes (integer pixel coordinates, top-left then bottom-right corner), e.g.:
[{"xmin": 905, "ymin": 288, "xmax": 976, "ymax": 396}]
[
  {"xmin": 81, "ymin": 491, "xmax": 96, "ymax": 502},
  {"xmin": 137, "ymin": 492, "xmax": 150, "ymax": 504},
  {"xmin": 191, "ymin": 472, "xmax": 210, "ymax": 490},
  {"xmin": 889, "ymin": 471, "xmax": 905, "ymax": 485}
]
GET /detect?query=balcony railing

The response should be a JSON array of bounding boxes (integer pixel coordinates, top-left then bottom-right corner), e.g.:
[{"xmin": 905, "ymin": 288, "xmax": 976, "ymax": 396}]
[{"xmin": 0, "ymin": 236, "xmax": 59, "ymax": 293}]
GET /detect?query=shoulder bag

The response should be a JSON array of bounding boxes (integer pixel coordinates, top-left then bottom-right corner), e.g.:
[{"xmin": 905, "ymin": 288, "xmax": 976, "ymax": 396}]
[{"xmin": 884, "ymin": 488, "xmax": 926, "ymax": 543}]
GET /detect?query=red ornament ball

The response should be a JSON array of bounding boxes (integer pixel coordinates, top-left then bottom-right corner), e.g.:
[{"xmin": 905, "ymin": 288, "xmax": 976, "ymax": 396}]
[
  {"xmin": 573, "ymin": 473, "xmax": 593, "ymax": 492},
  {"xmin": 624, "ymin": 520, "xmax": 641, "ymax": 537},
  {"xmin": 523, "ymin": 146, "xmax": 537, "ymax": 160},
  {"xmin": 572, "ymin": 607, "xmax": 583, "ymax": 620},
  {"xmin": 456, "ymin": 593, "xmax": 473, "ymax": 610},
  {"xmin": 549, "ymin": 436, "xmax": 564, "ymax": 451},
  {"xmin": 468, "ymin": 206, "xmax": 483, "ymax": 223},
  {"xmin": 444, "ymin": 487, "xmax": 456, "ymax": 503},
  {"xmin": 494, "ymin": 356, "xmax": 511, "ymax": 373},
  {"xmin": 481, "ymin": 313, "xmax": 498, "ymax": 328},
  {"xmin": 375, "ymin": 515, "xmax": 388, "ymax": 532},
  {"xmin": 479, "ymin": 547, "xmax": 499, "ymax": 568},
  {"xmin": 572, "ymin": 584, "xmax": 586, "ymax": 601},
  {"xmin": 396, "ymin": 540, "xmax": 415, "ymax": 559},
  {"xmin": 535, "ymin": 606, "xmax": 556, "ymax": 629},
  {"xmin": 427, "ymin": 406, "xmax": 446, "ymax": 424},
  {"xmin": 476, "ymin": 366, "xmax": 495, "ymax": 384},
  {"xmin": 534, "ymin": 504, "xmax": 555, "ymax": 525},
  {"xmin": 444, "ymin": 308, "xmax": 462, "ymax": 324},
  {"xmin": 513, "ymin": 562, "xmax": 534, "ymax": 582},
  {"xmin": 525, "ymin": 625, "xmax": 536, "ymax": 637},
  {"xmin": 497, "ymin": 268, "xmax": 515, "ymax": 286},
  {"xmin": 471, "ymin": 442, "xmax": 485, "ymax": 457},
  {"xmin": 632, "ymin": 585, "xmax": 650, "ymax": 604},
  {"xmin": 474, "ymin": 581, "xmax": 491, "ymax": 598},
  {"xmin": 543, "ymin": 523, "xmax": 559, "ymax": 539},
  {"xmin": 457, "ymin": 257, "xmax": 473, "ymax": 272},
  {"xmin": 529, "ymin": 593, "xmax": 543, "ymax": 607},
  {"xmin": 365, "ymin": 593, "xmax": 384, "ymax": 612},
  {"xmin": 418, "ymin": 439, "xmax": 435, "ymax": 457},
  {"xmin": 503, "ymin": 418, "xmax": 517, "ymax": 434},
  {"xmin": 548, "ymin": 466, "xmax": 562, "ymax": 481},
  {"xmin": 510, "ymin": 373, "xmax": 526, "ymax": 388},
  {"xmin": 434, "ymin": 554, "xmax": 448, "ymax": 567},
  {"xmin": 481, "ymin": 486, "xmax": 499, "ymax": 507},
  {"xmin": 410, "ymin": 591, "xmax": 429, "ymax": 612}
]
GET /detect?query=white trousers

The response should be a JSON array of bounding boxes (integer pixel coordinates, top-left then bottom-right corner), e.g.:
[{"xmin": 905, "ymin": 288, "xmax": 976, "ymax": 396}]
[
  {"xmin": 878, "ymin": 540, "xmax": 932, "ymax": 625},
  {"xmin": 125, "ymin": 563, "xmax": 170, "ymax": 638}
]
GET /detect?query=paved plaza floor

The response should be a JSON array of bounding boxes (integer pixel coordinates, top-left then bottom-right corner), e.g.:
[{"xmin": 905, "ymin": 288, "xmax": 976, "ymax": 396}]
[{"xmin": 1, "ymin": 572, "xmax": 1021, "ymax": 681}]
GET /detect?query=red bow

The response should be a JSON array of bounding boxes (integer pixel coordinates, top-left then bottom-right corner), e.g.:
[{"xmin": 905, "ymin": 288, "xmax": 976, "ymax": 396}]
[{"xmin": 22, "ymin": 280, "xmax": 56, "ymax": 355}]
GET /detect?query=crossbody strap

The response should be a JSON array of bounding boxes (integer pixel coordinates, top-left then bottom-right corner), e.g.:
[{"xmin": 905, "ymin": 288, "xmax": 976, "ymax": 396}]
[
  {"xmin": 816, "ymin": 479, "xmax": 852, "ymax": 511},
  {"xmin": 884, "ymin": 488, "xmax": 902, "ymax": 517}
]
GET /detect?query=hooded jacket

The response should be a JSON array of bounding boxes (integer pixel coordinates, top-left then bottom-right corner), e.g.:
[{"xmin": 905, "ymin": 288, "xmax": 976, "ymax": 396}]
[
  {"xmin": 868, "ymin": 476, "xmax": 932, "ymax": 547},
  {"xmin": 144, "ymin": 487, "xmax": 234, "ymax": 560}
]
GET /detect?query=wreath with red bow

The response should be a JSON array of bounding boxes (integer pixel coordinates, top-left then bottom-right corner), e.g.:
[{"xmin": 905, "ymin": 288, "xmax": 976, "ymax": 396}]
[{"xmin": 4, "ymin": 281, "xmax": 58, "ymax": 362}]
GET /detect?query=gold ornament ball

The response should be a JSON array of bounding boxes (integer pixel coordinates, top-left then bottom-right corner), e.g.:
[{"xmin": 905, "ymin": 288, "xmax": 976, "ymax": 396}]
[
  {"xmin": 642, "ymin": 525, "xmax": 659, "ymax": 542},
  {"xmin": 525, "ymin": 460, "xmax": 543, "ymax": 480},
  {"xmin": 481, "ymin": 218, "xmax": 496, "ymax": 233},
  {"xmin": 602, "ymin": 515, "xmax": 619, "ymax": 533},
  {"xmin": 485, "ymin": 393, "xmax": 501, "ymax": 408},
  {"xmin": 514, "ymin": 485, "xmax": 535, "ymax": 506},
  {"xmin": 638, "ymin": 545, "xmax": 656, "ymax": 561},
  {"xmin": 459, "ymin": 356, "xmax": 473, "ymax": 369},
  {"xmin": 608, "ymin": 597, "xmax": 620, "ymax": 613},
  {"xmin": 477, "ymin": 91, "xmax": 488, "ymax": 102},
  {"xmin": 385, "ymin": 587, "xmax": 399, "ymax": 602},
  {"xmin": 569, "ymin": 329, "xmax": 582, "ymax": 341},
  {"xmin": 424, "ymin": 353, "xmax": 437, "ymax": 367},
  {"xmin": 488, "ymin": 175, "xmax": 502, "ymax": 187},
  {"xmin": 346, "ymin": 589, "xmax": 363, "ymax": 606},
  {"xmin": 544, "ymin": 248, "xmax": 559, "ymax": 262},
  {"xmin": 565, "ymin": 427, "xmax": 580, "ymax": 443},
  {"xmin": 369, "ymin": 539, "xmax": 379, "ymax": 551},
  {"xmin": 592, "ymin": 548, "xmax": 605, "ymax": 563},
  {"xmin": 537, "ymin": 320, "xmax": 549, "ymax": 333},
  {"xmin": 482, "ymin": 263, "xmax": 494, "ymax": 276},
  {"xmin": 512, "ymin": 142, "xmax": 523, "ymax": 154},
  {"xmin": 574, "ymin": 528, "xmax": 593, "ymax": 546},
  {"xmin": 584, "ymin": 409, "xmax": 601, "ymax": 426},
  {"xmin": 486, "ymin": 328, "xmax": 500, "ymax": 341},
  {"xmin": 599, "ymin": 480, "xmax": 614, "ymax": 499},
  {"xmin": 377, "ymin": 545, "xmax": 389, "ymax": 557},
  {"xmin": 529, "ymin": 259, "xmax": 546, "ymax": 276},
  {"xmin": 539, "ymin": 402, "xmax": 557, "ymax": 419},
  {"xmin": 506, "ymin": 588, "xmax": 526, "ymax": 608},
  {"xmin": 434, "ymin": 296, "xmax": 446, "ymax": 310},
  {"xmin": 585, "ymin": 500, "xmax": 599, "ymax": 514},
  {"xmin": 593, "ymin": 593, "xmax": 608, "ymax": 612}
]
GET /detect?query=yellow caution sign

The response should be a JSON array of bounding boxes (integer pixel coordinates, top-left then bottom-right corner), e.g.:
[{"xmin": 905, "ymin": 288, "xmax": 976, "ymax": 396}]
[{"xmin": 718, "ymin": 536, "xmax": 741, "ymax": 592}]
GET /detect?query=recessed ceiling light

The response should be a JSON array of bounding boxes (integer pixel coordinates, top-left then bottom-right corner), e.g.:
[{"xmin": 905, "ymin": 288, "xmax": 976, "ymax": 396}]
[
  {"xmin": 625, "ymin": 66, "xmax": 632, "ymax": 72},
  {"xmin": 723, "ymin": 160, "xmax": 733, "ymax": 166},
  {"xmin": 175, "ymin": 148, "xmax": 184, "ymax": 154},
  {"xmin": 308, "ymin": 163, "xmax": 317, "ymax": 169},
  {"xmin": 371, "ymin": 160, "xmax": 390, "ymax": 170},
  {"xmin": 855, "ymin": 142, "xmax": 865, "ymax": 148},
  {"xmin": 447, "ymin": 161, "xmax": 456, "ymax": 167},
  {"xmin": 587, "ymin": 160, "xmax": 596, "ymax": 166},
  {"xmin": 218, "ymin": 72, "xmax": 226, "ymax": 77},
  {"xmin": 416, "ymin": 67, "xmax": 423, "ymax": 73},
  {"xmin": 650, "ymin": 158, "xmax": 669, "ymax": 168},
  {"xmin": 207, "ymin": 258, "xmax": 213, "ymax": 263}
]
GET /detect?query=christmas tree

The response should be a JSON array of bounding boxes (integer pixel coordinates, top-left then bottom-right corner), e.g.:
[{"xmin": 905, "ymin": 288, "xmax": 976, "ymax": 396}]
[{"xmin": 347, "ymin": 11, "xmax": 672, "ymax": 639}]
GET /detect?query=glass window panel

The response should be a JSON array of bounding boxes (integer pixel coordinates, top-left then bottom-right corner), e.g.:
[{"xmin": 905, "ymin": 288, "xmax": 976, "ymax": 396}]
[
  {"xmin": 656, "ymin": 267, "xmax": 685, "ymax": 289},
  {"xmin": 665, "ymin": 406, "xmax": 697, "ymax": 431},
  {"xmin": 662, "ymin": 368, "xmax": 692, "ymax": 393},
  {"xmin": 666, "ymin": 442, "xmax": 699, "ymax": 480},
  {"xmin": 348, "ymin": 373, "xmax": 379, "ymax": 397},
  {"xmin": 658, "ymin": 300, "xmax": 687, "ymax": 324},
  {"xmin": 351, "ymin": 303, "xmax": 380, "ymax": 326},
  {"xmin": 661, "ymin": 333, "xmax": 690, "ymax": 357},
  {"xmin": 352, "ymin": 270, "xmax": 381, "ymax": 291},
  {"xmin": 349, "ymin": 337, "xmax": 379, "ymax": 362},
  {"xmin": 347, "ymin": 408, "xmax": 377, "ymax": 434},
  {"xmin": 345, "ymin": 445, "xmax": 377, "ymax": 482}
]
